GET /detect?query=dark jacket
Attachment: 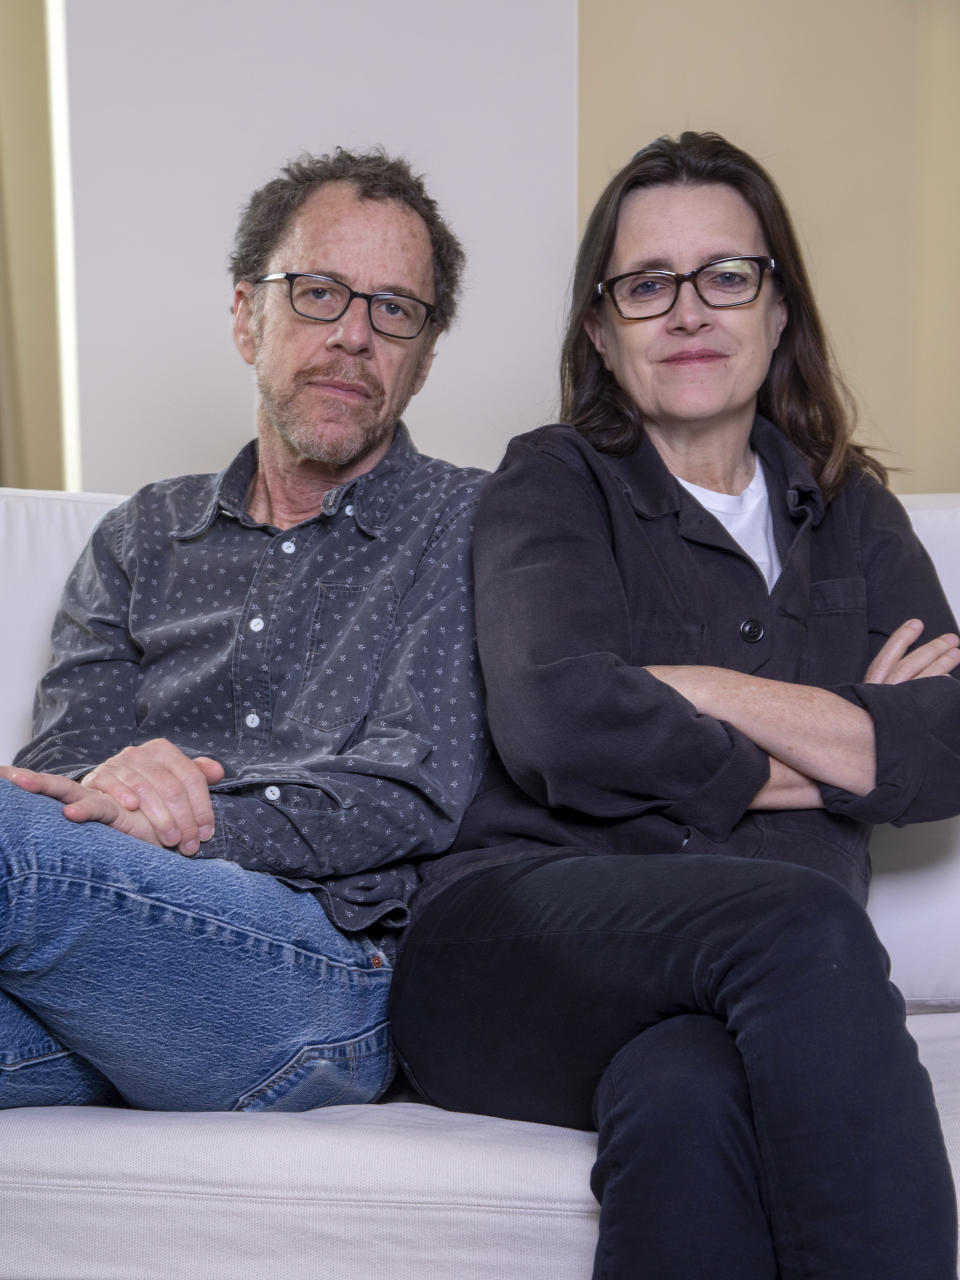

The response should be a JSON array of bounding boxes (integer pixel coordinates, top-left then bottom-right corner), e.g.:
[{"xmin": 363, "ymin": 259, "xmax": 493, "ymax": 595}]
[{"xmin": 415, "ymin": 418, "xmax": 960, "ymax": 912}]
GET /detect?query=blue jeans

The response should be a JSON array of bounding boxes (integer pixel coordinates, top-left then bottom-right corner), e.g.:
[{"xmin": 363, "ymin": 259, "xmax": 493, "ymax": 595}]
[
  {"xmin": 0, "ymin": 781, "xmax": 394, "ymax": 1111},
  {"xmin": 391, "ymin": 852, "xmax": 959, "ymax": 1280}
]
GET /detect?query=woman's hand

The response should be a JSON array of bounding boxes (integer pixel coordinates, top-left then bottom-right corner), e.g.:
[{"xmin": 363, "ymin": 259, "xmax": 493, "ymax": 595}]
[{"xmin": 864, "ymin": 619, "xmax": 960, "ymax": 685}]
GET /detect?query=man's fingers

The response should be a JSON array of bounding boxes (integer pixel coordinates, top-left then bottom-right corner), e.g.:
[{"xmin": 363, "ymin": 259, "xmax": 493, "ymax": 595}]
[
  {"xmin": 0, "ymin": 763, "xmax": 167, "ymax": 845},
  {"xmin": 0, "ymin": 766, "xmax": 128, "ymax": 827},
  {"xmin": 84, "ymin": 740, "xmax": 219, "ymax": 854},
  {"xmin": 62, "ymin": 789, "xmax": 123, "ymax": 825},
  {"xmin": 3, "ymin": 746, "xmax": 221, "ymax": 855},
  {"xmin": 194, "ymin": 756, "xmax": 225, "ymax": 784},
  {"xmin": 0, "ymin": 765, "xmax": 89, "ymax": 804},
  {"xmin": 83, "ymin": 760, "xmax": 181, "ymax": 846}
]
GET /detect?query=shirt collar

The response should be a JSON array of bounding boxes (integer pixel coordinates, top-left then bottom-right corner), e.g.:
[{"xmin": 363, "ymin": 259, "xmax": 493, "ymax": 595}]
[
  {"xmin": 598, "ymin": 415, "xmax": 825, "ymax": 527},
  {"xmin": 171, "ymin": 423, "xmax": 421, "ymax": 540}
]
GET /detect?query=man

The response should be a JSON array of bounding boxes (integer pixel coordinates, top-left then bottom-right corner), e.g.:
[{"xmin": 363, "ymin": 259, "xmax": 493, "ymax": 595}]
[{"xmin": 0, "ymin": 149, "xmax": 486, "ymax": 1112}]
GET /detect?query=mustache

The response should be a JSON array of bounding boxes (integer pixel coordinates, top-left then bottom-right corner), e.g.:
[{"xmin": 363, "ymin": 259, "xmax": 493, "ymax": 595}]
[{"xmin": 291, "ymin": 361, "xmax": 384, "ymax": 404}]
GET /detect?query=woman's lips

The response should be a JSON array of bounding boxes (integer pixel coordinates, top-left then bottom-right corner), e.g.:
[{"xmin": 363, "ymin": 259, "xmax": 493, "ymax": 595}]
[{"xmin": 661, "ymin": 349, "xmax": 728, "ymax": 365}]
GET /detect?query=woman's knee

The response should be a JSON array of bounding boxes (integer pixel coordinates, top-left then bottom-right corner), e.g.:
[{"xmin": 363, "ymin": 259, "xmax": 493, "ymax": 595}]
[
  {"xmin": 595, "ymin": 1014, "xmax": 750, "ymax": 1135},
  {"xmin": 754, "ymin": 863, "xmax": 887, "ymax": 974}
]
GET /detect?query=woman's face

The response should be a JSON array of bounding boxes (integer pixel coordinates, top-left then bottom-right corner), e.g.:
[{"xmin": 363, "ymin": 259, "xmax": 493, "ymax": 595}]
[{"xmin": 585, "ymin": 183, "xmax": 787, "ymax": 442}]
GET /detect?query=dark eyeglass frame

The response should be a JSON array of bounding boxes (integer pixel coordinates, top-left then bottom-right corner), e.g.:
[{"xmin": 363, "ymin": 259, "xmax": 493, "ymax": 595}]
[
  {"xmin": 596, "ymin": 256, "xmax": 778, "ymax": 320},
  {"xmin": 255, "ymin": 271, "xmax": 436, "ymax": 339}
]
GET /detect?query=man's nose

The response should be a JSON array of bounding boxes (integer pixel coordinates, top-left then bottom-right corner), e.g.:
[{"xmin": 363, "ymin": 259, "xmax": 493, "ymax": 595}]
[{"xmin": 326, "ymin": 295, "xmax": 374, "ymax": 354}]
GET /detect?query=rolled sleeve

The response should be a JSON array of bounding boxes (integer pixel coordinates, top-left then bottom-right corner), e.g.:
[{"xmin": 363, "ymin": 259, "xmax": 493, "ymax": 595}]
[
  {"xmin": 817, "ymin": 479, "xmax": 960, "ymax": 826},
  {"xmin": 820, "ymin": 676, "xmax": 960, "ymax": 825}
]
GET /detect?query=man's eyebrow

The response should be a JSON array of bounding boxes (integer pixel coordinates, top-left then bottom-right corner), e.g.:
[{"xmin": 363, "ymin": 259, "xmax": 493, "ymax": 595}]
[
  {"xmin": 300, "ymin": 268, "xmax": 427, "ymax": 299},
  {"xmin": 374, "ymin": 283, "xmax": 427, "ymax": 298}
]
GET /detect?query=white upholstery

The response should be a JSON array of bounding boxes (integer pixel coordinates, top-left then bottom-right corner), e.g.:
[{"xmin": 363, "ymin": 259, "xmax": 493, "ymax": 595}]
[
  {"xmin": 0, "ymin": 488, "xmax": 125, "ymax": 766},
  {"xmin": 0, "ymin": 1104, "xmax": 599, "ymax": 1280},
  {"xmin": 1, "ymin": 485, "xmax": 959, "ymax": 1277}
]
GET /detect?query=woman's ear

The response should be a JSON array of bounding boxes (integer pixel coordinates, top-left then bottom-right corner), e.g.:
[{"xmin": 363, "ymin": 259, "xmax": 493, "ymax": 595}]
[
  {"xmin": 583, "ymin": 310, "xmax": 611, "ymax": 370},
  {"xmin": 772, "ymin": 294, "xmax": 788, "ymax": 349}
]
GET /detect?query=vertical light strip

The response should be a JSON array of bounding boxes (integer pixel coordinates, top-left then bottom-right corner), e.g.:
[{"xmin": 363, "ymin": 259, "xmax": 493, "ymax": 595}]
[{"xmin": 44, "ymin": 0, "xmax": 81, "ymax": 490}]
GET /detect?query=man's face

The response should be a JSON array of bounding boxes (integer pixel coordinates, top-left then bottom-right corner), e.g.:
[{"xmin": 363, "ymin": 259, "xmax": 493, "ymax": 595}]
[{"xmin": 233, "ymin": 182, "xmax": 438, "ymax": 477}]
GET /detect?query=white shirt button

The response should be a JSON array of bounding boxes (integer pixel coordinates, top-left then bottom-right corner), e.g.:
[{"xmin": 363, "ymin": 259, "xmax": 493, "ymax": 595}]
[
  {"xmin": 264, "ymin": 785, "xmax": 281, "ymax": 801},
  {"xmin": 344, "ymin": 504, "xmax": 354, "ymax": 516},
  {"xmin": 245, "ymin": 712, "xmax": 260, "ymax": 728},
  {"xmin": 281, "ymin": 541, "xmax": 296, "ymax": 554},
  {"xmin": 249, "ymin": 616, "xmax": 265, "ymax": 632}
]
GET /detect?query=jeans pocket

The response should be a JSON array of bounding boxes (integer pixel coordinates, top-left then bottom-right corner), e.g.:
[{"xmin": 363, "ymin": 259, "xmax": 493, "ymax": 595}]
[{"xmin": 232, "ymin": 1020, "xmax": 393, "ymax": 1112}]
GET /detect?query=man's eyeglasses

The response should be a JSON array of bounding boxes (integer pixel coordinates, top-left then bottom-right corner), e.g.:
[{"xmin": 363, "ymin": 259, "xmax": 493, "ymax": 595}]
[
  {"xmin": 596, "ymin": 256, "xmax": 777, "ymax": 320},
  {"xmin": 256, "ymin": 272, "xmax": 435, "ymax": 339}
]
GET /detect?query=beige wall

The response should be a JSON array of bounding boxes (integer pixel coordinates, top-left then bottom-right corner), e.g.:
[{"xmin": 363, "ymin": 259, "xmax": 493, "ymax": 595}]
[
  {"xmin": 62, "ymin": 0, "xmax": 576, "ymax": 493},
  {"xmin": 0, "ymin": 0, "xmax": 63, "ymax": 488},
  {"xmin": 5, "ymin": 0, "xmax": 958, "ymax": 493},
  {"xmin": 579, "ymin": 0, "xmax": 960, "ymax": 493}
]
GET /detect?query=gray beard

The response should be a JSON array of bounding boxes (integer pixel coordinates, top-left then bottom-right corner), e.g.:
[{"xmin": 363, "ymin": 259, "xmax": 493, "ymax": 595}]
[
  {"xmin": 256, "ymin": 359, "xmax": 394, "ymax": 470},
  {"xmin": 266, "ymin": 402, "xmax": 395, "ymax": 470}
]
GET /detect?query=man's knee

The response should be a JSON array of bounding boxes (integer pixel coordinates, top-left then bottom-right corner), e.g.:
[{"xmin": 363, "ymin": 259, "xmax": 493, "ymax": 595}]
[{"xmin": 0, "ymin": 781, "xmax": 65, "ymax": 856}]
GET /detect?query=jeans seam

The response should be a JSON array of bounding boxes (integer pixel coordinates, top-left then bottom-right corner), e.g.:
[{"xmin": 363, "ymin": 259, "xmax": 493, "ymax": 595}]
[
  {"xmin": 3, "ymin": 868, "xmax": 378, "ymax": 974},
  {"xmin": 1, "ymin": 1047, "xmax": 74, "ymax": 1070}
]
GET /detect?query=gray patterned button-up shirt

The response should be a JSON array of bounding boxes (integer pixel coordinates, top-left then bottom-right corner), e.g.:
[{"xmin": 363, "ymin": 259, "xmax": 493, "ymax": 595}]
[{"xmin": 16, "ymin": 426, "xmax": 488, "ymax": 934}]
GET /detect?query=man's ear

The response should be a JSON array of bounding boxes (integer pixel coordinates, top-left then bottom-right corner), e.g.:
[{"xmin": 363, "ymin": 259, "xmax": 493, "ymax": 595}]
[
  {"xmin": 233, "ymin": 282, "xmax": 257, "ymax": 366},
  {"xmin": 583, "ymin": 309, "xmax": 610, "ymax": 370},
  {"xmin": 410, "ymin": 335, "xmax": 438, "ymax": 397}
]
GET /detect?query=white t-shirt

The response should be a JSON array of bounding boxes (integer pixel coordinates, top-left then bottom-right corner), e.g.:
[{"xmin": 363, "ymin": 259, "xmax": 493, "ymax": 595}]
[{"xmin": 676, "ymin": 459, "xmax": 782, "ymax": 591}]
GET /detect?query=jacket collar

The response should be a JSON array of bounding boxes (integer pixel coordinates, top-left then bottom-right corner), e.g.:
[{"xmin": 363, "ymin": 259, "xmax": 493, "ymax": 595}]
[
  {"xmin": 171, "ymin": 423, "xmax": 420, "ymax": 540},
  {"xmin": 597, "ymin": 415, "xmax": 825, "ymax": 527}
]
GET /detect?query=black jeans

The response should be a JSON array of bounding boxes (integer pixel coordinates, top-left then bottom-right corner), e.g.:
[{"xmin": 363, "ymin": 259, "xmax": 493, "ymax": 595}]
[{"xmin": 390, "ymin": 852, "xmax": 958, "ymax": 1279}]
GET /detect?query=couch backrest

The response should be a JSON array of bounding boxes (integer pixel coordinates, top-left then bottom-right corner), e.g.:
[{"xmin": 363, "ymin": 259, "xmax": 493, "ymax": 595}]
[
  {"xmin": 1, "ymin": 485, "xmax": 959, "ymax": 1008},
  {"xmin": 0, "ymin": 487, "xmax": 125, "ymax": 764}
]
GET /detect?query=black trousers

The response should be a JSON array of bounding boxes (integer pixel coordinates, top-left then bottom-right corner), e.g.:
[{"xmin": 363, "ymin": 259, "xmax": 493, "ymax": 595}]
[{"xmin": 390, "ymin": 853, "xmax": 958, "ymax": 1279}]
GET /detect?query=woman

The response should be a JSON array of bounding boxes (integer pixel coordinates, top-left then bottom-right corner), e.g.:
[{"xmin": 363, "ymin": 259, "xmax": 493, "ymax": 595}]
[{"xmin": 390, "ymin": 133, "xmax": 960, "ymax": 1278}]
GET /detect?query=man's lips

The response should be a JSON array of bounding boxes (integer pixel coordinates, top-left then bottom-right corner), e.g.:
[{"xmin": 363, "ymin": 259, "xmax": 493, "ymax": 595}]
[{"xmin": 305, "ymin": 378, "xmax": 372, "ymax": 400}]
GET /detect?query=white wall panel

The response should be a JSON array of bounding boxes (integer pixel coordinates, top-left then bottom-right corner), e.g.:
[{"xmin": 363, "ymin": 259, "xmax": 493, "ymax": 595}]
[{"xmin": 64, "ymin": 0, "xmax": 577, "ymax": 490}]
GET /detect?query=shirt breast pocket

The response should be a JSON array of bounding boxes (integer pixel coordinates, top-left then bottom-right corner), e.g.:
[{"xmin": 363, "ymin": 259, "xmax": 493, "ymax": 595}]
[
  {"xmin": 289, "ymin": 577, "xmax": 400, "ymax": 734},
  {"xmin": 801, "ymin": 577, "xmax": 869, "ymax": 683}
]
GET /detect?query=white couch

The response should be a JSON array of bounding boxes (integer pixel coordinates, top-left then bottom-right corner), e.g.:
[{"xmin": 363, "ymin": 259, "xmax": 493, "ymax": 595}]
[{"xmin": 0, "ymin": 485, "xmax": 958, "ymax": 1279}]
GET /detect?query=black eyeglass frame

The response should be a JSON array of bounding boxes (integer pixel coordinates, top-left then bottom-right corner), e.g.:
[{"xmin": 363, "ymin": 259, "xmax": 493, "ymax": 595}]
[
  {"xmin": 255, "ymin": 271, "xmax": 436, "ymax": 339},
  {"xmin": 596, "ymin": 256, "xmax": 778, "ymax": 320}
]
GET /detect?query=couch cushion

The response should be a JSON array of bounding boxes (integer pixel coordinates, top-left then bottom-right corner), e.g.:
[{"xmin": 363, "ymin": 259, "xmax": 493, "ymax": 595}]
[
  {"xmin": 909, "ymin": 1010, "xmax": 960, "ymax": 1179},
  {"xmin": 0, "ymin": 1101, "xmax": 599, "ymax": 1280},
  {"xmin": 2, "ymin": 1012, "xmax": 958, "ymax": 1278}
]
